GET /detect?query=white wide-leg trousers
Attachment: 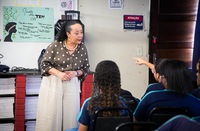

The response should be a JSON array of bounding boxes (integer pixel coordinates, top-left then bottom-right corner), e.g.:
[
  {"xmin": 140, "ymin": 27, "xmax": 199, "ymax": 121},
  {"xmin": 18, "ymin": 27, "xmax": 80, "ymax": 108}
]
[{"xmin": 35, "ymin": 75, "xmax": 80, "ymax": 131}]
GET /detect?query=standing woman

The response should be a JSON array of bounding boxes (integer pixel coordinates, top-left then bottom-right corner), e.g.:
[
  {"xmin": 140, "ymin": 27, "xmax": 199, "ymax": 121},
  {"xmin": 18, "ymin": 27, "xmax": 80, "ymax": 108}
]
[{"xmin": 36, "ymin": 20, "xmax": 90, "ymax": 131}]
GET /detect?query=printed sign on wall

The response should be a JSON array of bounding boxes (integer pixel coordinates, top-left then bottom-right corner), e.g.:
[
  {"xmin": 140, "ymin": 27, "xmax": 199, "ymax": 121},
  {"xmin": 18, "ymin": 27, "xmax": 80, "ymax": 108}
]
[
  {"xmin": 123, "ymin": 15, "xmax": 143, "ymax": 30},
  {"xmin": 3, "ymin": 6, "xmax": 54, "ymax": 43}
]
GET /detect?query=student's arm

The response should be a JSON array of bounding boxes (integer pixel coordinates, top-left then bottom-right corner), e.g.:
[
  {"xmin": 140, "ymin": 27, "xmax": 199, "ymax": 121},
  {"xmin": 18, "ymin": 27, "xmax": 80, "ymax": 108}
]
[
  {"xmin": 134, "ymin": 58, "xmax": 154, "ymax": 70},
  {"xmin": 78, "ymin": 124, "xmax": 88, "ymax": 131}
]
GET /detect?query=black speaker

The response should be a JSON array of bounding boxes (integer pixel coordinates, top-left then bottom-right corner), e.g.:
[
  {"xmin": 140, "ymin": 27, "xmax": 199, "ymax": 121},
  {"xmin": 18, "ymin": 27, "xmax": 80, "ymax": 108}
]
[{"xmin": 0, "ymin": 64, "xmax": 10, "ymax": 73}]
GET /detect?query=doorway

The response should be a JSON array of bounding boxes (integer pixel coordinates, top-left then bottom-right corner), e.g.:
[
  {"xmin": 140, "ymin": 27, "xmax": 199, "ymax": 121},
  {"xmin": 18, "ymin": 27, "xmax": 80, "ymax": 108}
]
[{"xmin": 149, "ymin": 0, "xmax": 199, "ymax": 83}]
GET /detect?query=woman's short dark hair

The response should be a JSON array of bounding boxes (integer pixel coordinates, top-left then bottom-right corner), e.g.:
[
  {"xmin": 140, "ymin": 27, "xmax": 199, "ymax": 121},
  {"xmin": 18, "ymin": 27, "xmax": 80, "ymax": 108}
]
[
  {"xmin": 56, "ymin": 20, "xmax": 83, "ymax": 42},
  {"xmin": 160, "ymin": 60, "xmax": 193, "ymax": 94}
]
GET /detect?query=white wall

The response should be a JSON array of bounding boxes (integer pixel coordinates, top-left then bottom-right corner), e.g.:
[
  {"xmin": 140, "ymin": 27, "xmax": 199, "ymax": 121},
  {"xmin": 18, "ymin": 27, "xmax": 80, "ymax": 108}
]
[{"xmin": 0, "ymin": 0, "xmax": 150, "ymax": 99}]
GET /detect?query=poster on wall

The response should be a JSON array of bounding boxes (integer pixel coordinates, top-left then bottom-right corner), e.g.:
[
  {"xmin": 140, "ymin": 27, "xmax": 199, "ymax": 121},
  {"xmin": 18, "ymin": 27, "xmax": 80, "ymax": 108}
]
[
  {"xmin": 3, "ymin": 6, "xmax": 54, "ymax": 43},
  {"xmin": 59, "ymin": 0, "xmax": 77, "ymax": 11},
  {"xmin": 123, "ymin": 15, "xmax": 143, "ymax": 30}
]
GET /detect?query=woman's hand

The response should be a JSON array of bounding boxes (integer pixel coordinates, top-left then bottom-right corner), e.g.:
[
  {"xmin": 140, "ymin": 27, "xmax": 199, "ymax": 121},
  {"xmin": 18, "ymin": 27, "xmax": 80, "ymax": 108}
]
[
  {"xmin": 56, "ymin": 71, "xmax": 71, "ymax": 81},
  {"xmin": 48, "ymin": 68, "xmax": 75, "ymax": 81},
  {"xmin": 64, "ymin": 71, "xmax": 77, "ymax": 80}
]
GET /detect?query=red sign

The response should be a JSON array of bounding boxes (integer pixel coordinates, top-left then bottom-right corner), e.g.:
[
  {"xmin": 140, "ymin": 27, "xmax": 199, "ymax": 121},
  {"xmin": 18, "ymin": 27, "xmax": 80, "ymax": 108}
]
[{"xmin": 123, "ymin": 15, "xmax": 143, "ymax": 30}]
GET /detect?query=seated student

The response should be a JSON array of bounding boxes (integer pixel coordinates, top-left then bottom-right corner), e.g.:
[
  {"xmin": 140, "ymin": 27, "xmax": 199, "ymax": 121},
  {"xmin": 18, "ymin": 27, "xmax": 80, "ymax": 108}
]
[
  {"xmin": 134, "ymin": 58, "xmax": 167, "ymax": 98},
  {"xmin": 120, "ymin": 88, "xmax": 140, "ymax": 112},
  {"xmin": 77, "ymin": 60, "xmax": 129, "ymax": 131},
  {"xmin": 133, "ymin": 60, "xmax": 200, "ymax": 121},
  {"xmin": 156, "ymin": 115, "xmax": 200, "ymax": 131},
  {"xmin": 191, "ymin": 58, "xmax": 200, "ymax": 99}
]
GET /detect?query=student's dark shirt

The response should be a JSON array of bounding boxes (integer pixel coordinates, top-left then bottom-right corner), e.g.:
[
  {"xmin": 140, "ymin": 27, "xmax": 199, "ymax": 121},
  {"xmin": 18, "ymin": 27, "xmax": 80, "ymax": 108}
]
[
  {"xmin": 77, "ymin": 97, "xmax": 128, "ymax": 131},
  {"xmin": 192, "ymin": 116, "xmax": 200, "ymax": 123},
  {"xmin": 120, "ymin": 89, "xmax": 140, "ymax": 112},
  {"xmin": 157, "ymin": 115, "xmax": 200, "ymax": 131},
  {"xmin": 191, "ymin": 87, "xmax": 200, "ymax": 99},
  {"xmin": 120, "ymin": 89, "xmax": 133, "ymax": 96},
  {"xmin": 142, "ymin": 82, "xmax": 164, "ymax": 98},
  {"xmin": 134, "ymin": 90, "xmax": 200, "ymax": 121}
]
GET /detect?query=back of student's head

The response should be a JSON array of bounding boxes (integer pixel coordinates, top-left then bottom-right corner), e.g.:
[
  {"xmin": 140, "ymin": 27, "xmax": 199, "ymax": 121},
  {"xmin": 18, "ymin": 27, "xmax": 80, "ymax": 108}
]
[
  {"xmin": 152, "ymin": 58, "xmax": 168, "ymax": 82},
  {"xmin": 155, "ymin": 58, "xmax": 168, "ymax": 74},
  {"xmin": 93, "ymin": 60, "xmax": 121, "ymax": 96},
  {"xmin": 160, "ymin": 60, "xmax": 193, "ymax": 94},
  {"xmin": 88, "ymin": 60, "xmax": 122, "ymax": 115}
]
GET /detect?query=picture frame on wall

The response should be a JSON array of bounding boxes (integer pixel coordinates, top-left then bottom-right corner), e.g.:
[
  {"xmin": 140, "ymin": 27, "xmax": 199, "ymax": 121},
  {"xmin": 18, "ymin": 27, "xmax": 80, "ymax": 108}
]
[
  {"xmin": 59, "ymin": 0, "xmax": 77, "ymax": 11},
  {"xmin": 109, "ymin": 0, "xmax": 123, "ymax": 9}
]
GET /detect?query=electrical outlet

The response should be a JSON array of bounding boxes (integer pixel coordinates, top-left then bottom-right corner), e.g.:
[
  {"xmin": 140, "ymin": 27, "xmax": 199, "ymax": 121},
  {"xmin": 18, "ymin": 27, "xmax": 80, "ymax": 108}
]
[{"xmin": 136, "ymin": 46, "xmax": 143, "ymax": 56}]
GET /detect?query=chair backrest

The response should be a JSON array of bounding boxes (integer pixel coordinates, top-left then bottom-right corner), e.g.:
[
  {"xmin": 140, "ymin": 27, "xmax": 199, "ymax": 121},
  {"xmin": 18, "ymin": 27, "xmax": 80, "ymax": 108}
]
[
  {"xmin": 92, "ymin": 107, "xmax": 133, "ymax": 131},
  {"xmin": 149, "ymin": 107, "xmax": 189, "ymax": 127},
  {"xmin": 115, "ymin": 121, "xmax": 158, "ymax": 131}
]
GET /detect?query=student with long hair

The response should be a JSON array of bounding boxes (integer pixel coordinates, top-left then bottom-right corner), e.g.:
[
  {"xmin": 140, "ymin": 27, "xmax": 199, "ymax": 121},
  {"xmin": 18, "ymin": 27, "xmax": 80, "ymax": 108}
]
[{"xmin": 77, "ymin": 60, "xmax": 128, "ymax": 131}]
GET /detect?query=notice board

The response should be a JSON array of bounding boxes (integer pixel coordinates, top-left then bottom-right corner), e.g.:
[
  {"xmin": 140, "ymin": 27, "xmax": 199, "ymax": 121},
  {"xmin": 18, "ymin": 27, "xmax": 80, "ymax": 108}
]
[{"xmin": 3, "ymin": 6, "xmax": 54, "ymax": 43}]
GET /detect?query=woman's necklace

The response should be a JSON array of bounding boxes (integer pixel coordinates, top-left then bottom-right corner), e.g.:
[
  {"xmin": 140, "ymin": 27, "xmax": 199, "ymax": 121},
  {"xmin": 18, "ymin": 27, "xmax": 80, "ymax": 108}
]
[
  {"xmin": 65, "ymin": 40, "xmax": 78, "ymax": 51},
  {"xmin": 66, "ymin": 44, "xmax": 78, "ymax": 51}
]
